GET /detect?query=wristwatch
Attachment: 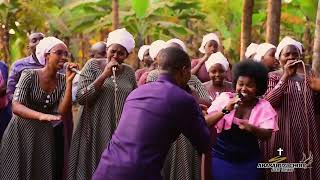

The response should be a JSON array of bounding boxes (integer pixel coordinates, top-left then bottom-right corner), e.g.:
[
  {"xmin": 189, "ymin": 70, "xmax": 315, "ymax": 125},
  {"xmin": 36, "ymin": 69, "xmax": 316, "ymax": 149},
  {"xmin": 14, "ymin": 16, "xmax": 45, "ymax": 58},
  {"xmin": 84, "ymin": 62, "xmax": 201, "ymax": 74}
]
[{"xmin": 221, "ymin": 107, "xmax": 230, "ymax": 115}]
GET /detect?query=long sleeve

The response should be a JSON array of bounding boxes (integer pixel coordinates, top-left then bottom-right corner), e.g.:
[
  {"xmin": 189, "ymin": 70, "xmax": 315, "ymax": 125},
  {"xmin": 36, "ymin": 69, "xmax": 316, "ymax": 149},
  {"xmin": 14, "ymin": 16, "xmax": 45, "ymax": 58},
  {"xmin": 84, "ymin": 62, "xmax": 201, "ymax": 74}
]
[
  {"xmin": 264, "ymin": 73, "xmax": 287, "ymax": 109},
  {"xmin": 76, "ymin": 60, "xmax": 101, "ymax": 105},
  {"xmin": 179, "ymin": 98, "xmax": 210, "ymax": 154},
  {"xmin": 7, "ymin": 62, "xmax": 19, "ymax": 101}
]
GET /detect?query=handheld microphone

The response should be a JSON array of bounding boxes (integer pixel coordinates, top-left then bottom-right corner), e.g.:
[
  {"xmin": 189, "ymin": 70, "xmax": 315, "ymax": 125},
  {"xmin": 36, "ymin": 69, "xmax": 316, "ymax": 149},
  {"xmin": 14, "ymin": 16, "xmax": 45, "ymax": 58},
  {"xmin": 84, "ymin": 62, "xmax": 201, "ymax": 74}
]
[
  {"xmin": 234, "ymin": 93, "xmax": 244, "ymax": 109},
  {"xmin": 63, "ymin": 63, "xmax": 87, "ymax": 77}
]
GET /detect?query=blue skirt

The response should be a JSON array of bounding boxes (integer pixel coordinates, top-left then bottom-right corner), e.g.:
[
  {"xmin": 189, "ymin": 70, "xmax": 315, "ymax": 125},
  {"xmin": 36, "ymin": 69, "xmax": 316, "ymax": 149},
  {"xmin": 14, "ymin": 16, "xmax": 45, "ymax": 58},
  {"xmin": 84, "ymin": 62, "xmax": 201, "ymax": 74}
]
[{"xmin": 211, "ymin": 157, "xmax": 261, "ymax": 180}]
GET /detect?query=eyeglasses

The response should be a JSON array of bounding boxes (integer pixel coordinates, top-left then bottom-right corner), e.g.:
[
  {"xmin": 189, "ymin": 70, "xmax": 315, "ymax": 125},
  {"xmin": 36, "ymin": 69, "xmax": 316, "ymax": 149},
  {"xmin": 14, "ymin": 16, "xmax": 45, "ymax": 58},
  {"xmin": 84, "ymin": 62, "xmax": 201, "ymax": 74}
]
[{"xmin": 50, "ymin": 50, "xmax": 70, "ymax": 58}]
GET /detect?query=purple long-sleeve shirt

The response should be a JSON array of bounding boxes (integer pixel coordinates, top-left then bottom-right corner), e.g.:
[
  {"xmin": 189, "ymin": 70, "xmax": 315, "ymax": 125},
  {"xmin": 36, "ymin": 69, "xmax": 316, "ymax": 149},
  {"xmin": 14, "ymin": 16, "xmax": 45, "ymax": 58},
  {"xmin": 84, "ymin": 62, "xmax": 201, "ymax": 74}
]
[
  {"xmin": 7, "ymin": 55, "xmax": 44, "ymax": 100},
  {"xmin": 93, "ymin": 74, "xmax": 210, "ymax": 180}
]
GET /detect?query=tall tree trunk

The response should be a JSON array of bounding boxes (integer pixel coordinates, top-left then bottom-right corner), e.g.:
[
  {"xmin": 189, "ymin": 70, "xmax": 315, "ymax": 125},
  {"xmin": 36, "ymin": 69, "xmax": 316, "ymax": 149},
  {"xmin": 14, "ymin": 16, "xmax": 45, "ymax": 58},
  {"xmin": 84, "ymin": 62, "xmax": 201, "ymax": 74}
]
[
  {"xmin": 266, "ymin": 0, "xmax": 281, "ymax": 46},
  {"xmin": 313, "ymin": 0, "xmax": 320, "ymax": 76},
  {"xmin": 112, "ymin": 0, "xmax": 120, "ymax": 30},
  {"xmin": 240, "ymin": 0, "xmax": 254, "ymax": 60},
  {"xmin": 303, "ymin": 20, "xmax": 312, "ymax": 65}
]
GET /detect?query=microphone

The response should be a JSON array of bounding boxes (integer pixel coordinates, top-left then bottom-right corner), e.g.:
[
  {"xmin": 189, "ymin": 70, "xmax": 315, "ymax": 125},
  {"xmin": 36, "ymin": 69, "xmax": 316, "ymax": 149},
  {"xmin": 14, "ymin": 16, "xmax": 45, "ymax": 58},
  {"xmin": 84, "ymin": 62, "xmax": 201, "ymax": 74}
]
[
  {"xmin": 233, "ymin": 93, "xmax": 244, "ymax": 109},
  {"xmin": 63, "ymin": 63, "xmax": 87, "ymax": 77}
]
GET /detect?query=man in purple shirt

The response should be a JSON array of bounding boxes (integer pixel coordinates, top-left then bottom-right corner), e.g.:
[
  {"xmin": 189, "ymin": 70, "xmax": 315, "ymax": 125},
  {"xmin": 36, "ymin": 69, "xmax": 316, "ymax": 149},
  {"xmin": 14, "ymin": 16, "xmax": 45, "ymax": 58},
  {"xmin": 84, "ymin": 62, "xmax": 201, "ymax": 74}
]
[
  {"xmin": 93, "ymin": 47, "xmax": 210, "ymax": 180},
  {"xmin": 7, "ymin": 32, "xmax": 44, "ymax": 100}
]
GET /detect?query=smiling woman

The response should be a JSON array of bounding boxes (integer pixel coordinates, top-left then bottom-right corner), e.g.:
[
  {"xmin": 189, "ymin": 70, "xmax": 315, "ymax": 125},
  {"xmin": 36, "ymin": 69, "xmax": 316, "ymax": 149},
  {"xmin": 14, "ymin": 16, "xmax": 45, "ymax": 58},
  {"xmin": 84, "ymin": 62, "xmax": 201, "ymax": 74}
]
[
  {"xmin": 205, "ymin": 60, "xmax": 278, "ymax": 180},
  {"xmin": 0, "ymin": 37, "xmax": 77, "ymax": 180}
]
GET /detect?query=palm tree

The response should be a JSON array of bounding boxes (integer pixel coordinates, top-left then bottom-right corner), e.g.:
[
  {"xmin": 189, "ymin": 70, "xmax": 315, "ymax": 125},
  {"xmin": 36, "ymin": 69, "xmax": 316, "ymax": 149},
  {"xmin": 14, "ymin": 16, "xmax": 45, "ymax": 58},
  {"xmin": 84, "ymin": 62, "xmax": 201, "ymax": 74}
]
[
  {"xmin": 313, "ymin": 0, "xmax": 320, "ymax": 76},
  {"xmin": 266, "ymin": 0, "xmax": 281, "ymax": 45},
  {"xmin": 240, "ymin": 0, "xmax": 254, "ymax": 60}
]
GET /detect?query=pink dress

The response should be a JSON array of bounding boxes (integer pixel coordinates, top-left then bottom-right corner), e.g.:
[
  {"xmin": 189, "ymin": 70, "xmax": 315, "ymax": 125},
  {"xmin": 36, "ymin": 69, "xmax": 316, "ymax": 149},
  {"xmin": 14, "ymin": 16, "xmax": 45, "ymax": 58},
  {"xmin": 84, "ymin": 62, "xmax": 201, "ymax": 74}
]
[{"xmin": 207, "ymin": 92, "xmax": 279, "ymax": 133}]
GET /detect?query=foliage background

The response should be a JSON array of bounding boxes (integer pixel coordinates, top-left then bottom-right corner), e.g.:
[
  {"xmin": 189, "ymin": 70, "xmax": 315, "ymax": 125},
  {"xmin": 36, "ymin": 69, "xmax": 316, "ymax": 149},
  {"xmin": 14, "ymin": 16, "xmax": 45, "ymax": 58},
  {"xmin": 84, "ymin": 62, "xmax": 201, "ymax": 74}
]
[{"xmin": 0, "ymin": 0, "xmax": 318, "ymax": 69}]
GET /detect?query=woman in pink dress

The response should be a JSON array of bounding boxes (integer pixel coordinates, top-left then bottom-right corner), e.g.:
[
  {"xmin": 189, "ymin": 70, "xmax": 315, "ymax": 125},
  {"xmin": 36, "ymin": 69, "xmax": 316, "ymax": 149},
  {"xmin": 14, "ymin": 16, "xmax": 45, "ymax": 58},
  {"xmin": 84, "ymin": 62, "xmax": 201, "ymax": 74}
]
[{"xmin": 205, "ymin": 60, "xmax": 278, "ymax": 180}]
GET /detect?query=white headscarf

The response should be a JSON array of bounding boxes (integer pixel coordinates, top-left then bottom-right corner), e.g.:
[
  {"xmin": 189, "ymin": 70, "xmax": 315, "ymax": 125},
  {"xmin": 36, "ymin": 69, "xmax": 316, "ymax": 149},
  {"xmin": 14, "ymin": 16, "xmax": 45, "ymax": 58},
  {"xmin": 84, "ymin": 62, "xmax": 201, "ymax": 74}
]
[
  {"xmin": 245, "ymin": 43, "xmax": 258, "ymax": 58},
  {"xmin": 35, "ymin": 36, "xmax": 66, "ymax": 65},
  {"xmin": 166, "ymin": 38, "xmax": 187, "ymax": 52},
  {"xmin": 205, "ymin": 52, "xmax": 229, "ymax": 72},
  {"xmin": 149, "ymin": 40, "xmax": 166, "ymax": 60},
  {"xmin": 106, "ymin": 28, "xmax": 135, "ymax": 53},
  {"xmin": 199, "ymin": 33, "xmax": 220, "ymax": 54},
  {"xmin": 253, "ymin": 43, "xmax": 276, "ymax": 62},
  {"xmin": 275, "ymin": 36, "xmax": 303, "ymax": 60},
  {"xmin": 138, "ymin": 45, "xmax": 150, "ymax": 61}
]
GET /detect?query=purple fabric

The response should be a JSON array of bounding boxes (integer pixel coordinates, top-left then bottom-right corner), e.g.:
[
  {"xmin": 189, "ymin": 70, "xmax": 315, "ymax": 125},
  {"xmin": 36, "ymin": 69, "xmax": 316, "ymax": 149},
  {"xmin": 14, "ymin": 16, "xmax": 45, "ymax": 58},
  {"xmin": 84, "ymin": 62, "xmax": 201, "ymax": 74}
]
[
  {"xmin": 7, "ymin": 55, "xmax": 43, "ymax": 101},
  {"xmin": 0, "ymin": 61, "xmax": 10, "ymax": 140},
  {"xmin": 93, "ymin": 74, "xmax": 210, "ymax": 180},
  {"xmin": 0, "ymin": 61, "xmax": 8, "ymax": 82}
]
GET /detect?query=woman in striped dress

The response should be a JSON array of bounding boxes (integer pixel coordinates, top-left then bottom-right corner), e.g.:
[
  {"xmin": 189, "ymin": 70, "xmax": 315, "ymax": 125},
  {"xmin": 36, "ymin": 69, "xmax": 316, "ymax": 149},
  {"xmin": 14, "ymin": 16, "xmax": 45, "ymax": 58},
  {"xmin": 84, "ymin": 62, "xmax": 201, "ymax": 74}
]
[
  {"xmin": 67, "ymin": 28, "xmax": 136, "ymax": 180},
  {"xmin": 261, "ymin": 37, "xmax": 320, "ymax": 180},
  {"xmin": 0, "ymin": 37, "xmax": 77, "ymax": 180}
]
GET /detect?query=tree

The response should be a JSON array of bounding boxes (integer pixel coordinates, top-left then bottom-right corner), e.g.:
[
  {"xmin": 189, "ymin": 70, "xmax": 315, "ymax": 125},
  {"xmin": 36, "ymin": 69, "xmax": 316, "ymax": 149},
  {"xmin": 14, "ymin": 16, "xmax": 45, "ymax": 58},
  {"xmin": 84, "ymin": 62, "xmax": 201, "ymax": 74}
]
[
  {"xmin": 112, "ymin": 0, "xmax": 120, "ymax": 30},
  {"xmin": 266, "ymin": 0, "xmax": 281, "ymax": 45},
  {"xmin": 240, "ymin": 0, "xmax": 254, "ymax": 60},
  {"xmin": 313, "ymin": 0, "xmax": 320, "ymax": 76}
]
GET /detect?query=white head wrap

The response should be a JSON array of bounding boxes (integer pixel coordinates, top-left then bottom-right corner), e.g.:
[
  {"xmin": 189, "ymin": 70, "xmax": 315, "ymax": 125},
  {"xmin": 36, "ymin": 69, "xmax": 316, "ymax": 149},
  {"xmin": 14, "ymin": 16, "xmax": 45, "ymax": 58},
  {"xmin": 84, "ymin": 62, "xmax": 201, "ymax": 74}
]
[
  {"xmin": 275, "ymin": 36, "xmax": 303, "ymax": 60},
  {"xmin": 138, "ymin": 45, "xmax": 150, "ymax": 61},
  {"xmin": 35, "ymin": 36, "xmax": 66, "ymax": 65},
  {"xmin": 149, "ymin": 40, "xmax": 166, "ymax": 60},
  {"xmin": 245, "ymin": 43, "xmax": 258, "ymax": 58},
  {"xmin": 199, "ymin": 33, "xmax": 220, "ymax": 54},
  {"xmin": 205, "ymin": 52, "xmax": 229, "ymax": 72},
  {"xmin": 166, "ymin": 38, "xmax": 187, "ymax": 52},
  {"xmin": 253, "ymin": 43, "xmax": 276, "ymax": 62},
  {"xmin": 106, "ymin": 28, "xmax": 135, "ymax": 53}
]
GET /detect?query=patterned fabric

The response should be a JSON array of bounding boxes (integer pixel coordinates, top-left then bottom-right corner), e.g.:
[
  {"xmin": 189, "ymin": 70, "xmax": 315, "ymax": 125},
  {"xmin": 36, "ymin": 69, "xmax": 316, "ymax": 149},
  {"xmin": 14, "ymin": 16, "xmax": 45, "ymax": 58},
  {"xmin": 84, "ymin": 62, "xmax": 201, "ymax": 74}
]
[
  {"xmin": 67, "ymin": 59, "xmax": 136, "ymax": 180},
  {"xmin": 261, "ymin": 70, "xmax": 320, "ymax": 180},
  {"xmin": 7, "ymin": 55, "xmax": 44, "ymax": 101},
  {"xmin": 0, "ymin": 69, "xmax": 66, "ymax": 180},
  {"xmin": 146, "ymin": 70, "xmax": 210, "ymax": 180}
]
